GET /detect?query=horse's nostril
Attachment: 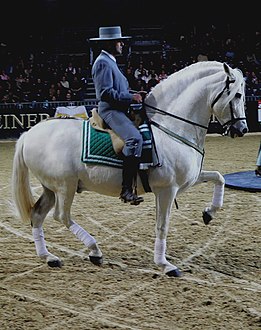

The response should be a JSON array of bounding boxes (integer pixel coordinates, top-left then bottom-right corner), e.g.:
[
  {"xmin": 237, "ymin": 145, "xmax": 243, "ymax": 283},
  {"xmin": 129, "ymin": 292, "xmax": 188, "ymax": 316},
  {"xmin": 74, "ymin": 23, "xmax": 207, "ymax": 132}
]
[{"xmin": 242, "ymin": 128, "xmax": 248, "ymax": 134}]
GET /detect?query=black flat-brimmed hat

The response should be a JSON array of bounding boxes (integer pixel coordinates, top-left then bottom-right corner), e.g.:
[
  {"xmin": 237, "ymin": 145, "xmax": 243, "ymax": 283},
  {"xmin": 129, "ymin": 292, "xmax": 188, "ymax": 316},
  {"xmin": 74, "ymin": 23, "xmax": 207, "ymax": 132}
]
[{"xmin": 89, "ymin": 26, "xmax": 131, "ymax": 41}]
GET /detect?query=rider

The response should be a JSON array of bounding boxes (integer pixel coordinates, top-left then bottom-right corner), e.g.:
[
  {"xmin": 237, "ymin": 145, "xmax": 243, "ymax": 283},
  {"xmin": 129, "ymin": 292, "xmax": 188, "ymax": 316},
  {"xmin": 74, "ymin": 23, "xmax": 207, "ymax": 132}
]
[{"xmin": 89, "ymin": 26, "xmax": 144, "ymax": 205}]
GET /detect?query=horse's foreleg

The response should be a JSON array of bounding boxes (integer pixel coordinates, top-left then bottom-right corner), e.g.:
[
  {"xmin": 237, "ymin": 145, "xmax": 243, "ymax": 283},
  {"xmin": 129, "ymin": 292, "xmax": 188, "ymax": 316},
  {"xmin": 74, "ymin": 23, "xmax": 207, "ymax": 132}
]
[
  {"xmin": 195, "ymin": 170, "xmax": 225, "ymax": 225},
  {"xmin": 31, "ymin": 187, "xmax": 62, "ymax": 267},
  {"xmin": 154, "ymin": 187, "xmax": 182, "ymax": 277}
]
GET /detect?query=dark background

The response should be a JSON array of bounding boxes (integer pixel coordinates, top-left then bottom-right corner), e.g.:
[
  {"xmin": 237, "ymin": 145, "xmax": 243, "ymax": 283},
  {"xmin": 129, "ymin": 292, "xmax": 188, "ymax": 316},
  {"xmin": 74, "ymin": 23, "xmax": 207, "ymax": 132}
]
[{"xmin": 1, "ymin": 0, "xmax": 260, "ymax": 47}]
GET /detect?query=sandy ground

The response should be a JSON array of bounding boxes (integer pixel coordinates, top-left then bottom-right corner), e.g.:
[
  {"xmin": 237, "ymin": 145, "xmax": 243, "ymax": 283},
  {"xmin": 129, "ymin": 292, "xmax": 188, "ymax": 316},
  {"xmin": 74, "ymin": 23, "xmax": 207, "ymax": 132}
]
[{"xmin": 0, "ymin": 133, "xmax": 260, "ymax": 330}]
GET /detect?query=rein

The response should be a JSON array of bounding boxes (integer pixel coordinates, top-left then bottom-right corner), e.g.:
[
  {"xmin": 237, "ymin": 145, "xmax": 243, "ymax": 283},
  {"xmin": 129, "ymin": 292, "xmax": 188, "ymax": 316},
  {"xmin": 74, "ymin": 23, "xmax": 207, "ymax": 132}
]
[
  {"xmin": 144, "ymin": 102, "xmax": 208, "ymax": 130},
  {"xmin": 149, "ymin": 120, "xmax": 205, "ymax": 156},
  {"xmin": 143, "ymin": 102, "xmax": 207, "ymax": 156}
]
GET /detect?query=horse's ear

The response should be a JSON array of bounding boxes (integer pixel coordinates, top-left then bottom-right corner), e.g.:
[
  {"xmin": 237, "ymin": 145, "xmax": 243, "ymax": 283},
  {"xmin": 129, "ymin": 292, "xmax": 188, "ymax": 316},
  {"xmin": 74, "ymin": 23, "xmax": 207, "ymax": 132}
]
[{"xmin": 223, "ymin": 62, "xmax": 234, "ymax": 79}]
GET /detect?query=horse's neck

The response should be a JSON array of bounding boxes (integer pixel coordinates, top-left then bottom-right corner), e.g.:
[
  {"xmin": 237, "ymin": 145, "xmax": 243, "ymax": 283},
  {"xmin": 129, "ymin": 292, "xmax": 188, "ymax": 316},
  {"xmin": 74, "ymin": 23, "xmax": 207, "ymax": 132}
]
[
  {"xmin": 147, "ymin": 67, "xmax": 212, "ymax": 120},
  {"xmin": 146, "ymin": 73, "xmax": 210, "ymax": 149}
]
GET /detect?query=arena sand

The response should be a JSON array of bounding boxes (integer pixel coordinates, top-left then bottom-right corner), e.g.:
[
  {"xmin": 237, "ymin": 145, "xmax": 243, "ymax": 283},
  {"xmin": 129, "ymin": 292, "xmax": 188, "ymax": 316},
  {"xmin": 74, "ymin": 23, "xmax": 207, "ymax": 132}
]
[{"xmin": 0, "ymin": 133, "xmax": 260, "ymax": 330}]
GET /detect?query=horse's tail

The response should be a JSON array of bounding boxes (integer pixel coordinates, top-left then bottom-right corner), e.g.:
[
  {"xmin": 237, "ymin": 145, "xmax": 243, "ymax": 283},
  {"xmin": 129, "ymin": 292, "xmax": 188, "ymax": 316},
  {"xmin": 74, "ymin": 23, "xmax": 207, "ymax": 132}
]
[{"xmin": 11, "ymin": 133, "xmax": 35, "ymax": 222}]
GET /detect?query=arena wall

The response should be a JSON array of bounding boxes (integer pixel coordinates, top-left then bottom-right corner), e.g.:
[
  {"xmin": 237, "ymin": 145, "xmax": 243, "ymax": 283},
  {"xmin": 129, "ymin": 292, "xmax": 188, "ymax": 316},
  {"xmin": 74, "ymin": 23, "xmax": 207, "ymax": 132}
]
[{"xmin": 0, "ymin": 99, "xmax": 260, "ymax": 139}]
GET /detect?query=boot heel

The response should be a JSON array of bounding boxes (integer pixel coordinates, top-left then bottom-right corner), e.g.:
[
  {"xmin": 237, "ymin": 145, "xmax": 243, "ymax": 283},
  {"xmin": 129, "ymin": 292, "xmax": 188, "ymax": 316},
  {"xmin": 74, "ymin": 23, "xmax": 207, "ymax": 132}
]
[{"xmin": 130, "ymin": 196, "xmax": 144, "ymax": 205}]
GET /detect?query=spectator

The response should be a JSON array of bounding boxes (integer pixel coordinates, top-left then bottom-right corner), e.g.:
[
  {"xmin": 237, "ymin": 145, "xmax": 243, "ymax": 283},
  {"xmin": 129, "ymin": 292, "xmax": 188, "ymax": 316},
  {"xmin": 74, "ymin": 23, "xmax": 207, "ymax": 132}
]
[
  {"xmin": 65, "ymin": 90, "xmax": 73, "ymax": 103},
  {"xmin": 65, "ymin": 61, "xmax": 77, "ymax": 81},
  {"xmin": 15, "ymin": 74, "xmax": 25, "ymax": 92},
  {"xmin": 1, "ymin": 90, "xmax": 19, "ymax": 103},
  {"xmin": 59, "ymin": 75, "xmax": 70, "ymax": 98},
  {"xmin": 20, "ymin": 77, "xmax": 33, "ymax": 102},
  {"xmin": 147, "ymin": 73, "xmax": 159, "ymax": 91},
  {"xmin": 125, "ymin": 67, "xmax": 136, "ymax": 90},
  {"xmin": 139, "ymin": 68, "xmax": 150, "ymax": 86},
  {"xmin": 158, "ymin": 69, "xmax": 168, "ymax": 82},
  {"xmin": 0, "ymin": 69, "xmax": 10, "ymax": 82},
  {"xmin": 70, "ymin": 75, "xmax": 84, "ymax": 100},
  {"xmin": 48, "ymin": 83, "xmax": 57, "ymax": 98},
  {"xmin": 134, "ymin": 75, "xmax": 147, "ymax": 92},
  {"xmin": 0, "ymin": 69, "xmax": 11, "ymax": 91},
  {"xmin": 147, "ymin": 68, "xmax": 159, "ymax": 81},
  {"xmin": 32, "ymin": 78, "xmax": 47, "ymax": 101},
  {"xmin": 134, "ymin": 62, "xmax": 148, "ymax": 79}
]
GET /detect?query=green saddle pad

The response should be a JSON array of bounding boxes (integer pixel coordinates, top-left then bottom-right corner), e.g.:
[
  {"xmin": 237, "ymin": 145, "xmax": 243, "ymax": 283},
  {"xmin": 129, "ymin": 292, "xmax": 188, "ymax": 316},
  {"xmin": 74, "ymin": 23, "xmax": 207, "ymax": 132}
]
[
  {"xmin": 81, "ymin": 120, "xmax": 123, "ymax": 168},
  {"xmin": 81, "ymin": 120, "xmax": 154, "ymax": 169}
]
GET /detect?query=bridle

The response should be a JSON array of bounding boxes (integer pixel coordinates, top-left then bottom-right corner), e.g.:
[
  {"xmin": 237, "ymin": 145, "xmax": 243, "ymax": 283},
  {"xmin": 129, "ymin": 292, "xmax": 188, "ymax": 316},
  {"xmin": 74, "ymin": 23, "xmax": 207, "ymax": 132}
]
[
  {"xmin": 140, "ymin": 75, "xmax": 246, "ymax": 153},
  {"xmin": 211, "ymin": 76, "xmax": 246, "ymax": 135},
  {"xmin": 144, "ymin": 75, "xmax": 246, "ymax": 141}
]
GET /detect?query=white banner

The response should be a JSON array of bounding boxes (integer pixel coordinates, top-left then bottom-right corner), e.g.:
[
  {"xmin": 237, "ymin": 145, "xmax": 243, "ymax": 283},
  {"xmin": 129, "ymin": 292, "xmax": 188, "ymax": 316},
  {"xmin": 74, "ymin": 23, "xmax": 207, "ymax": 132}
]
[{"xmin": 55, "ymin": 105, "xmax": 88, "ymax": 119}]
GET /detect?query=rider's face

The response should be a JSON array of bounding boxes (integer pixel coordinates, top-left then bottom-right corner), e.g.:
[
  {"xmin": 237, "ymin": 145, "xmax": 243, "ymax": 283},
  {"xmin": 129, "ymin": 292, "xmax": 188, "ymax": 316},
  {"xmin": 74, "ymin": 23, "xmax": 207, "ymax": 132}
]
[{"xmin": 115, "ymin": 40, "xmax": 124, "ymax": 54}]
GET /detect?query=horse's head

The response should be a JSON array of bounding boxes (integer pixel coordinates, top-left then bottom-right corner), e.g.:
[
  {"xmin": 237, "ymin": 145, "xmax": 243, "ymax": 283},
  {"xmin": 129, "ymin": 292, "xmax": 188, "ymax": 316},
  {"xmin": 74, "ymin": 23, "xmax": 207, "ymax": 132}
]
[{"xmin": 211, "ymin": 63, "xmax": 248, "ymax": 138}]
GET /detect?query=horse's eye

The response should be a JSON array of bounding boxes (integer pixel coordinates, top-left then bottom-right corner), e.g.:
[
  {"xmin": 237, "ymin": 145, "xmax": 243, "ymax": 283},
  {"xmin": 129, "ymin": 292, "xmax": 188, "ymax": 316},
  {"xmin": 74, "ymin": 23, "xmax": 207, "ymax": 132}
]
[{"xmin": 235, "ymin": 93, "xmax": 241, "ymax": 98}]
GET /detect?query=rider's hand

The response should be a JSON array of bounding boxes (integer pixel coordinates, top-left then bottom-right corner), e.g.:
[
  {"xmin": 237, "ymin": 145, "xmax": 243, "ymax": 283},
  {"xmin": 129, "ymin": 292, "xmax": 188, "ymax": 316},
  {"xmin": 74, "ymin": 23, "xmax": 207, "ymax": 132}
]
[
  {"xmin": 132, "ymin": 93, "xmax": 143, "ymax": 103},
  {"xmin": 139, "ymin": 90, "xmax": 147, "ymax": 101}
]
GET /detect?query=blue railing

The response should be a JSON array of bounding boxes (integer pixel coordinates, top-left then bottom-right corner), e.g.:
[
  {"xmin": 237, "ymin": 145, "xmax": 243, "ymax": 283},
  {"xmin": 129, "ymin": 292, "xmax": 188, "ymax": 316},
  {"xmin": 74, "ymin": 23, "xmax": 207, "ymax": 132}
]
[{"xmin": 0, "ymin": 99, "xmax": 98, "ymax": 110}]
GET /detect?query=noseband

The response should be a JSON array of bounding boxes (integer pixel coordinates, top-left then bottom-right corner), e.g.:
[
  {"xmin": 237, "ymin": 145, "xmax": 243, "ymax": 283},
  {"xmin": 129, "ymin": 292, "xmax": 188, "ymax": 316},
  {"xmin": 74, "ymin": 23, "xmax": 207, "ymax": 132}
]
[{"xmin": 211, "ymin": 76, "xmax": 246, "ymax": 135}]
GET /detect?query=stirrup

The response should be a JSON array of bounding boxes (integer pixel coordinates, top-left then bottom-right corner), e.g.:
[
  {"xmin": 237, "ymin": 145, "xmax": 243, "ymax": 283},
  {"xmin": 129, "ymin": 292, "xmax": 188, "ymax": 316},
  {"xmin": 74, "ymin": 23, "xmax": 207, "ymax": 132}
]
[{"xmin": 120, "ymin": 189, "xmax": 144, "ymax": 205}]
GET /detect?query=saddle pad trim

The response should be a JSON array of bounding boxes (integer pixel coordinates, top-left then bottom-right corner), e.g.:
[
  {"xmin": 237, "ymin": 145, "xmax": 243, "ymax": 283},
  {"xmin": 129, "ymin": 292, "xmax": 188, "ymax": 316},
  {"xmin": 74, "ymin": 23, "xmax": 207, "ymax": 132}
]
[{"xmin": 81, "ymin": 120, "xmax": 123, "ymax": 168}]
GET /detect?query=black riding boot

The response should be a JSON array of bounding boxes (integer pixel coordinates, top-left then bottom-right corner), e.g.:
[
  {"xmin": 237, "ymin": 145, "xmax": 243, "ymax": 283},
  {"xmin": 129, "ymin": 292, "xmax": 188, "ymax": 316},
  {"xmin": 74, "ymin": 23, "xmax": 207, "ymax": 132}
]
[{"xmin": 120, "ymin": 156, "xmax": 144, "ymax": 205}]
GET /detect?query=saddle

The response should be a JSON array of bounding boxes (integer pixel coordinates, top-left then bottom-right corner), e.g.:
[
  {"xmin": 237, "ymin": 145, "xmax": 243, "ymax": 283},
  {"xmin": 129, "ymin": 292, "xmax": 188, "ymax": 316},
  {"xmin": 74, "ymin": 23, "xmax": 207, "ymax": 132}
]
[
  {"xmin": 88, "ymin": 106, "xmax": 155, "ymax": 193},
  {"xmin": 89, "ymin": 106, "xmax": 144, "ymax": 155}
]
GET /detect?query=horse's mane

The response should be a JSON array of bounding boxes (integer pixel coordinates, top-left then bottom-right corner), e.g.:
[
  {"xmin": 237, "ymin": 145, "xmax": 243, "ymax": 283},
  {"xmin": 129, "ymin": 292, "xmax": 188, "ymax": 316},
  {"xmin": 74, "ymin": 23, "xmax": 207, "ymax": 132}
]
[
  {"xmin": 146, "ymin": 61, "xmax": 222, "ymax": 97},
  {"xmin": 145, "ymin": 61, "xmax": 244, "ymax": 107}
]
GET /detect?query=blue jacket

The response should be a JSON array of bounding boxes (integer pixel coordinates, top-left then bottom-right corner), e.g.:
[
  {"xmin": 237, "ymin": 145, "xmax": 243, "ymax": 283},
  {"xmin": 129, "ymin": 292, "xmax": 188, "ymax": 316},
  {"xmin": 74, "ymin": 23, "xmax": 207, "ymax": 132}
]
[{"xmin": 91, "ymin": 51, "xmax": 133, "ymax": 113}]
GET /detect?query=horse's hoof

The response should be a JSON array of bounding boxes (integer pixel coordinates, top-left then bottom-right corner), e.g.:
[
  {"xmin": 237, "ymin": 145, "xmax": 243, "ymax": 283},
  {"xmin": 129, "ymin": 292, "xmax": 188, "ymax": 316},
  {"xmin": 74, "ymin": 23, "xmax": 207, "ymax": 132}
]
[
  {"xmin": 89, "ymin": 255, "xmax": 103, "ymax": 266},
  {"xmin": 166, "ymin": 268, "xmax": 182, "ymax": 277},
  {"xmin": 47, "ymin": 259, "xmax": 63, "ymax": 268},
  {"xmin": 202, "ymin": 211, "xmax": 212, "ymax": 225}
]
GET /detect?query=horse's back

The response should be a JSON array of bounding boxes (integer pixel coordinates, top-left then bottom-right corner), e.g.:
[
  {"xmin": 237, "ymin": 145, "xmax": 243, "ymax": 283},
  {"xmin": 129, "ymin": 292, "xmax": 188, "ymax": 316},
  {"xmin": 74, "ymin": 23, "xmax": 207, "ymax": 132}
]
[{"xmin": 24, "ymin": 117, "xmax": 82, "ymax": 142}]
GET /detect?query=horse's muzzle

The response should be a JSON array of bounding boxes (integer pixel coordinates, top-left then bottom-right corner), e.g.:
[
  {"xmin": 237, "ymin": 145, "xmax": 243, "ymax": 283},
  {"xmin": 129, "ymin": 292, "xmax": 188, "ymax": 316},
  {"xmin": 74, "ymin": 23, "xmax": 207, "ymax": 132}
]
[
  {"xmin": 229, "ymin": 122, "xmax": 249, "ymax": 138},
  {"xmin": 230, "ymin": 126, "xmax": 248, "ymax": 138},
  {"xmin": 222, "ymin": 119, "xmax": 248, "ymax": 138}
]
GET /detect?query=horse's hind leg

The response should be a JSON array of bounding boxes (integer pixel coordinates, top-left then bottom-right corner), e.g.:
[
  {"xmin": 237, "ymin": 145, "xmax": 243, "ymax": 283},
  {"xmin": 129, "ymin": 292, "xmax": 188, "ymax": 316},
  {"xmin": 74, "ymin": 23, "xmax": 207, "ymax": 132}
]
[
  {"xmin": 195, "ymin": 170, "xmax": 225, "ymax": 225},
  {"xmin": 31, "ymin": 186, "xmax": 62, "ymax": 267},
  {"xmin": 53, "ymin": 186, "xmax": 103, "ymax": 266},
  {"xmin": 154, "ymin": 187, "xmax": 182, "ymax": 277}
]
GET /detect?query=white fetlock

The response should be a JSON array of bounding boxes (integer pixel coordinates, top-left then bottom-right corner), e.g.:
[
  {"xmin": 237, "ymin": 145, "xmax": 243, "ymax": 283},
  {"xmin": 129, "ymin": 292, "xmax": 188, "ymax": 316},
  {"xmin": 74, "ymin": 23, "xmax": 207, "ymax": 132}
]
[
  {"xmin": 163, "ymin": 262, "xmax": 179, "ymax": 274},
  {"xmin": 88, "ymin": 244, "xmax": 103, "ymax": 266},
  {"xmin": 204, "ymin": 205, "xmax": 220, "ymax": 218},
  {"xmin": 160, "ymin": 261, "xmax": 181, "ymax": 277},
  {"xmin": 154, "ymin": 238, "xmax": 181, "ymax": 277},
  {"xmin": 40, "ymin": 253, "xmax": 62, "ymax": 268},
  {"xmin": 89, "ymin": 244, "xmax": 103, "ymax": 258}
]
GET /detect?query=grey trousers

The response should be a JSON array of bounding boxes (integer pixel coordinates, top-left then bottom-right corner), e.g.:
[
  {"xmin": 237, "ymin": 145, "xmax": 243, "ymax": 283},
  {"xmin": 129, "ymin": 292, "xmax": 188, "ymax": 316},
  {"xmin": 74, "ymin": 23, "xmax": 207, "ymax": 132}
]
[{"xmin": 99, "ymin": 108, "xmax": 143, "ymax": 157}]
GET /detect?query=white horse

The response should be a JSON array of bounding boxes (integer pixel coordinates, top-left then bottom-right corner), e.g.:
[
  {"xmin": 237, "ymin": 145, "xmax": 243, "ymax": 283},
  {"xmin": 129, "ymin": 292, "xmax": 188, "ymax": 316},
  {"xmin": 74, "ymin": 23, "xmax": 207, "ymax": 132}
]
[{"xmin": 11, "ymin": 61, "xmax": 248, "ymax": 277}]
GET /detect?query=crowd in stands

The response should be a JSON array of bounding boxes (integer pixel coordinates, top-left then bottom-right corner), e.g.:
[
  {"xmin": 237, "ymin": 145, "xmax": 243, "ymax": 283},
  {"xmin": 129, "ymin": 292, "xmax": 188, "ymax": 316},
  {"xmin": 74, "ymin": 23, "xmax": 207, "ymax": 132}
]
[
  {"xmin": 0, "ymin": 25, "xmax": 260, "ymax": 105},
  {"xmin": 0, "ymin": 55, "xmax": 90, "ymax": 104}
]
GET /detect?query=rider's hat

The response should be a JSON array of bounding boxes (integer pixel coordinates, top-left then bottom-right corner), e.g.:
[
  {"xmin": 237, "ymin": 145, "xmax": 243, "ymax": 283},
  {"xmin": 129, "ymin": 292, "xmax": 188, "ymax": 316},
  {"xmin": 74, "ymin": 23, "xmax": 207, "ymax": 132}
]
[{"xmin": 89, "ymin": 26, "xmax": 131, "ymax": 41}]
